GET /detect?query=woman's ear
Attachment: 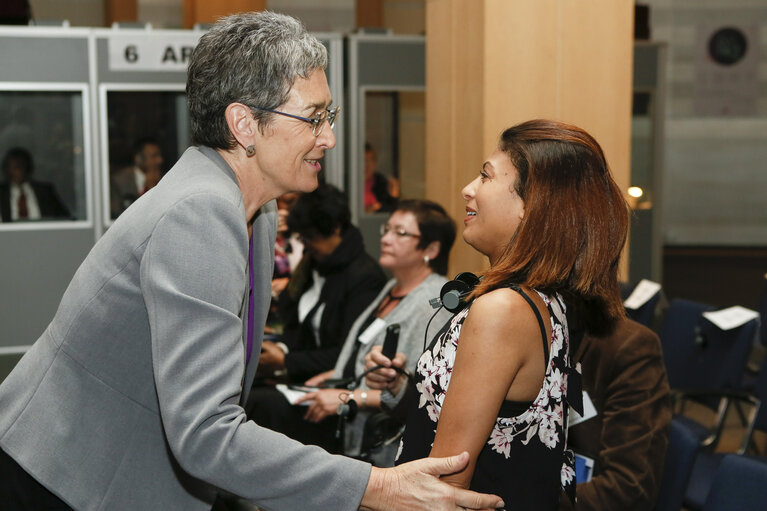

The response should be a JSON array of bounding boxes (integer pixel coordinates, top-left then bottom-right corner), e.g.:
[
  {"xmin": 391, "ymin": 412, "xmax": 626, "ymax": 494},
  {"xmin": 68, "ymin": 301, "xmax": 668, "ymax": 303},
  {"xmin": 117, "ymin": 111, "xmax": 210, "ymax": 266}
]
[
  {"xmin": 424, "ymin": 240, "xmax": 440, "ymax": 261},
  {"xmin": 224, "ymin": 103, "xmax": 256, "ymax": 150}
]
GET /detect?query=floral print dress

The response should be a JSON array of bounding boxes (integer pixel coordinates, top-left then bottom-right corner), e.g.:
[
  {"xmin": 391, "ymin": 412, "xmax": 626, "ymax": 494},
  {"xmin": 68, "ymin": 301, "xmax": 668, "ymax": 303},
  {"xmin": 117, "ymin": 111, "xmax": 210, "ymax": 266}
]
[{"xmin": 396, "ymin": 286, "xmax": 576, "ymax": 510}]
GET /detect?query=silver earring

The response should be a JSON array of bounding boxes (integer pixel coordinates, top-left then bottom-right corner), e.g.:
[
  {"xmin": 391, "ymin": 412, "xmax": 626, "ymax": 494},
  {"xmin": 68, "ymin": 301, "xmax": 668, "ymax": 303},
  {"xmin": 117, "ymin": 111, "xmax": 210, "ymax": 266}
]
[
  {"xmin": 246, "ymin": 145, "xmax": 256, "ymax": 157},
  {"xmin": 424, "ymin": 255, "xmax": 430, "ymax": 264}
]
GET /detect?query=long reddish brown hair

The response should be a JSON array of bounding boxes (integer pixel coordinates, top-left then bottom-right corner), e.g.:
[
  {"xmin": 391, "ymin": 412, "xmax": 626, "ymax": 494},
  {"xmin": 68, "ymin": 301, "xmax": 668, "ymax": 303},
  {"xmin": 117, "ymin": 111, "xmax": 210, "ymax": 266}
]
[{"xmin": 470, "ymin": 119, "xmax": 629, "ymax": 334}]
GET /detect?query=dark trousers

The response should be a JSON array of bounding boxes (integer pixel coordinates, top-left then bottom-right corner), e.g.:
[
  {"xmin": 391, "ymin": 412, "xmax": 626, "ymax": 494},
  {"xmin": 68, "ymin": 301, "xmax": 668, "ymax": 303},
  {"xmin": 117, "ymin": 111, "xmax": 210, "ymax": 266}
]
[{"xmin": 0, "ymin": 448, "xmax": 73, "ymax": 510}]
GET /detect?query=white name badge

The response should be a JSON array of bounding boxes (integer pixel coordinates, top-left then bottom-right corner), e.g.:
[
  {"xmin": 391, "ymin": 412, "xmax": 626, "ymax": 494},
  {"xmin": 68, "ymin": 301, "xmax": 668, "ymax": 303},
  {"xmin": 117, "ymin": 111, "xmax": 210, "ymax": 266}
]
[
  {"xmin": 568, "ymin": 391, "xmax": 598, "ymax": 427},
  {"xmin": 358, "ymin": 318, "xmax": 387, "ymax": 345}
]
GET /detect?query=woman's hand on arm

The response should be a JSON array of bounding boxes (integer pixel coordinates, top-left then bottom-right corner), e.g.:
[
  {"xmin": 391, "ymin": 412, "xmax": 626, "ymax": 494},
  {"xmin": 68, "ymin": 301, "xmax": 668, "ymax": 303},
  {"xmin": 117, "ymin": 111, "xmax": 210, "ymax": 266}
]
[
  {"xmin": 429, "ymin": 289, "xmax": 543, "ymax": 489},
  {"xmin": 360, "ymin": 452, "xmax": 505, "ymax": 510}
]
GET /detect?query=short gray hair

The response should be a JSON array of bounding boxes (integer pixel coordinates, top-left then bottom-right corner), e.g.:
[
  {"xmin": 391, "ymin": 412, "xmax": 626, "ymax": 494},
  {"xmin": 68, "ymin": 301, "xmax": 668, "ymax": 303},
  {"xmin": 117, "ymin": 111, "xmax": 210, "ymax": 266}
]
[{"xmin": 187, "ymin": 11, "xmax": 328, "ymax": 150}]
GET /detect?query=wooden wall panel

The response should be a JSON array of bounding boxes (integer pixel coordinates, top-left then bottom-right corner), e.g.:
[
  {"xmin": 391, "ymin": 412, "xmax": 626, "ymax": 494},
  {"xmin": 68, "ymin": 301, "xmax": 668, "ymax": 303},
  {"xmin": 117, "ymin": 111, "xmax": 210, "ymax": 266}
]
[
  {"xmin": 183, "ymin": 0, "xmax": 265, "ymax": 28},
  {"xmin": 426, "ymin": 0, "xmax": 487, "ymax": 275},
  {"xmin": 426, "ymin": 0, "xmax": 633, "ymax": 278},
  {"xmin": 105, "ymin": 0, "xmax": 137, "ymax": 25}
]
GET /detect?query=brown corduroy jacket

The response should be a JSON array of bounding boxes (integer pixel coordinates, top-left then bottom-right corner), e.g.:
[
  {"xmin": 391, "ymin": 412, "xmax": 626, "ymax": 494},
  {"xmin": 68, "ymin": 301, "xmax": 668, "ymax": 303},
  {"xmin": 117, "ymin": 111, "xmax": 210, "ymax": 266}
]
[{"xmin": 559, "ymin": 318, "xmax": 672, "ymax": 511}]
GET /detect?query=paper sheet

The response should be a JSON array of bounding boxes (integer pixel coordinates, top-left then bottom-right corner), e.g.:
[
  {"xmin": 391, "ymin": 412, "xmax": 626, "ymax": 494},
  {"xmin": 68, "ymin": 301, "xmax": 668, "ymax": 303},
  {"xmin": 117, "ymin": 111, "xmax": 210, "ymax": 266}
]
[
  {"xmin": 703, "ymin": 305, "xmax": 759, "ymax": 331},
  {"xmin": 568, "ymin": 391, "xmax": 597, "ymax": 427},
  {"xmin": 623, "ymin": 279, "xmax": 662, "ymax": 310},
  {"xmin": 275, "ymin": 384, "xmax": 315, "ymax": 406}
]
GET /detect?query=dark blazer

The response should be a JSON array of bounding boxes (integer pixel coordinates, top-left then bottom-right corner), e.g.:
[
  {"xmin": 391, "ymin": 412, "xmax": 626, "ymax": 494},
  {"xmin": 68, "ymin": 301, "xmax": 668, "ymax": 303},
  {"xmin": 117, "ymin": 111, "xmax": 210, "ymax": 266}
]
[
  {"xmin": 558, "ymin": 318, "xmax": 672, "ymax": 511},
  {"xmin": 0, "ymin": 180, "xmax": 70, "ymax": 222},
  {"xmin": 277, "ymin": 226, "xmax": 387, "ymax": 381}
]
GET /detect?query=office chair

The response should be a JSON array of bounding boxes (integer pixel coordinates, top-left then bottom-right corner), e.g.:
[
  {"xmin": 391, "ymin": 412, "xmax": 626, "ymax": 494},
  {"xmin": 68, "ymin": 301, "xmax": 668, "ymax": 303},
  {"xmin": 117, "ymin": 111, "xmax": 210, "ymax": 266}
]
[
  {"xmin": 654, "ymin": 417, "xmax": 701, "ymax": 511},
  {"xmin": 700, "ymin": 454, "xmax": 767, "ymax": 511},
  {"xmin": 621, "ymin": 280, "xmax": 663, "ymax": 329},
  {"xmin": 683, "ymin": 355, "xmax": 767, "ymax": 509},
  {"xmin": 660, "ymin": 299, "xmax": 759, "ymax": 448},
  {"xmin": 758, "ymin": 274, "xmax": 767, "ymax": 348}
]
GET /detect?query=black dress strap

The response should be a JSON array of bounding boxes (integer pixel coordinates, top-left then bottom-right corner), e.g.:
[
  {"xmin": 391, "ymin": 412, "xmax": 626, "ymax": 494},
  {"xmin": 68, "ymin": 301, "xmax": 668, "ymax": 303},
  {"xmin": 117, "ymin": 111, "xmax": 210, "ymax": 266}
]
[{"xmin": 509, "ymin": 285, "xmax": 549, "ymax": 371}]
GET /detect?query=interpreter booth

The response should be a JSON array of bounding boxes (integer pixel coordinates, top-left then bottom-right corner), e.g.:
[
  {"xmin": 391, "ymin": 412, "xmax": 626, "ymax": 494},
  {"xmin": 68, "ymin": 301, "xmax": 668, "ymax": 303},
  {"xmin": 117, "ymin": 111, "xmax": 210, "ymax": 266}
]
[
  {"xmin": 0, "ymin": 24, "xmax": 95, "ymax": 376},
  {"xmin": 346, "ymin": 32, "xmax": 426, "ymax": 261},
  {"xmin": 0, "ymin": 24, "xmax": 345, "ymax": 381},
  {"xmin": 94, "ymin": 27, "xmax": 344, "ymax": 226}
]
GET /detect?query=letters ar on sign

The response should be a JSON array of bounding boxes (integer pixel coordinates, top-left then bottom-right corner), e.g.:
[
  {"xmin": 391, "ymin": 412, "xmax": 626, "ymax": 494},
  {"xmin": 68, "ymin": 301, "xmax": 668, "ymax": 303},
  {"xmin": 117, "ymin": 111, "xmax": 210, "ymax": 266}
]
[{"xmin": 108, "ymin": 35, "xmax": 202, "ymax": 72}]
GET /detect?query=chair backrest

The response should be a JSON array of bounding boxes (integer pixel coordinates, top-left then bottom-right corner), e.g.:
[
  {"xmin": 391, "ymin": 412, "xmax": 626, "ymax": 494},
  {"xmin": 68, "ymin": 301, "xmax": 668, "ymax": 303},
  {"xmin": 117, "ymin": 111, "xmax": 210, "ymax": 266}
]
[
  {"xmin": 701, "ymin": 454, "xmax": 767, "ymax": 511},
  {"xmin": 758, "ymin": 275, "xmax": 767, "ymax": 347},
  {"xmin": 660, "ymin": 299, "xmax": 758, "ymax": 407},
  {"xmin": 655, "ymin": 417, "xmax": 701, "ymax": 511},
  {"xmin": 750, "ymin": 356, "xmax": 767, "ymax": 436},
  {"xmin": 621, "ymin": 281, "xmax": 663, "ymax": 328}
]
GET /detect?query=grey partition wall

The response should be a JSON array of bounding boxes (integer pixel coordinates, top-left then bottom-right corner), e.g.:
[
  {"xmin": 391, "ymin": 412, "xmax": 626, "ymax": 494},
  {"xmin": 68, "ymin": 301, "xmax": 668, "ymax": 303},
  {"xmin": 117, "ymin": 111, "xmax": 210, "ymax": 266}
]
[
  {"xmin": 313, "ymin": 33, "xmax": 345, "ymax": 190},
  {"xmin": 0, "ymin": 26, "xmax": 346, "ymax": 381},
  {"xmin": 0, "ymin": 26, "xmax": 96, "ymax": 367},
  {"xmin": 629, "ymin": 42, "xmax": 667, "ymax": 283},
  {"xmin": 92, "ymin": 27, "xmax": 202, "ymax": 229},
  {"xmin": 347, "ymin": 34, "xmax": 426, "ymax": 260},
  {"xmin": 94, "ymin": 29, "xmax": 345, "ymax": 226}
]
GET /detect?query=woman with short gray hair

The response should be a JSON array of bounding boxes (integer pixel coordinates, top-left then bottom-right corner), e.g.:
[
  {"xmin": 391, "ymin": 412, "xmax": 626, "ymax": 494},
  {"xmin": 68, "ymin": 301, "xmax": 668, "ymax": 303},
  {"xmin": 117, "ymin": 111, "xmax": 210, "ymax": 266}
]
[{"xmin": 0, "ymin": 11, "xmax": 503, "ymax": 511}]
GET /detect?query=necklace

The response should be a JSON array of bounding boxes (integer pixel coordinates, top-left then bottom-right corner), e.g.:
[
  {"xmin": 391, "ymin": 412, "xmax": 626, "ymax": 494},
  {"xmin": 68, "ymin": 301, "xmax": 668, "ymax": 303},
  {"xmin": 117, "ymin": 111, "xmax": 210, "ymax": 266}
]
[{"xmin": 375, "ymin": 288, "xmax": 407, "ymax": 318}]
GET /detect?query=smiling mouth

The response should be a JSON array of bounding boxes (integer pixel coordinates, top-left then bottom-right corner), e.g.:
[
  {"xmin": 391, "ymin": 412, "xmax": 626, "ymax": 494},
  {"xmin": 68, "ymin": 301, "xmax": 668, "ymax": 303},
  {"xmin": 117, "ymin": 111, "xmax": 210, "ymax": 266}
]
[{"xmin": 304, "ymin": 159, "xmax": 321, "ymax": 171}]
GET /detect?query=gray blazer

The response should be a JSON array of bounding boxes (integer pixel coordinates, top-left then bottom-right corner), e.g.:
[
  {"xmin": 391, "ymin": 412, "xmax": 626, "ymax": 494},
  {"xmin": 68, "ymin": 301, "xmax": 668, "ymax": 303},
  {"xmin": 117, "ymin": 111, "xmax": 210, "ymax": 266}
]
[
  {"xmin": 332, "ymin": 273, "xmax": 450, "ymax": 462},
  {"xmin": 0, "ymin": 147, "xmax": 369, "ymax": 511}
]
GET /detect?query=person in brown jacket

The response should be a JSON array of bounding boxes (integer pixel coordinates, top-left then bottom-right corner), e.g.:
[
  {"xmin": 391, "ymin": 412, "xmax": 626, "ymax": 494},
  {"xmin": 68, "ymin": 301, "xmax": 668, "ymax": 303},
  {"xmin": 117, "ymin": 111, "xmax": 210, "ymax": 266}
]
[{"xmin": 559, "ymin": 317, "xmax": 672, "ymax": 510}]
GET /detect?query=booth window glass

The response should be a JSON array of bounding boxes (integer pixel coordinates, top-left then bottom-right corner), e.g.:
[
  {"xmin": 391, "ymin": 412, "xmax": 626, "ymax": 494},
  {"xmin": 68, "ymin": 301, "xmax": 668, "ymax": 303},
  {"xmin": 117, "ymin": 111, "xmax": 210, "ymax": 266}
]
[
  {"xmin": 107, "ymin": 91, "xmax": 190, "ymax": 219},
  {"xmin": 0, "ymin": 91, "xmax": 86, "ymax": 223},
  {"xmin": 363, "ymin": 90, "xmax": 425, "ymax": 215}
]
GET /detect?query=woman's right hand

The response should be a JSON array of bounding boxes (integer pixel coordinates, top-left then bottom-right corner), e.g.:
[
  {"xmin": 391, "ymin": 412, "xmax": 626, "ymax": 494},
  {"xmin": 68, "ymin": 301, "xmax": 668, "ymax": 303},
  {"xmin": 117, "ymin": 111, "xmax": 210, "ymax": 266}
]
[{"xmin": 364, "ymin": 345, "xmax": 408, "ymax": 395}]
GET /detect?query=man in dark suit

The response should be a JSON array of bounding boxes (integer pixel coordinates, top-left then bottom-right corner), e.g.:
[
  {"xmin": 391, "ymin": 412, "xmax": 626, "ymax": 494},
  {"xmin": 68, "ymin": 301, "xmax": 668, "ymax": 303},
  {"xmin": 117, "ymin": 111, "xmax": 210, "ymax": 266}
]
[
  {"xmin": 110, "ymin": 137, "xmax": 164, "ymax": 219},
  {"xmin": 0, "ymin": 147, "xmax": 70, "ymax": 222},
  {"xmin": 559, "ymin": 318, "xmax": 672, "ymax": 510}
]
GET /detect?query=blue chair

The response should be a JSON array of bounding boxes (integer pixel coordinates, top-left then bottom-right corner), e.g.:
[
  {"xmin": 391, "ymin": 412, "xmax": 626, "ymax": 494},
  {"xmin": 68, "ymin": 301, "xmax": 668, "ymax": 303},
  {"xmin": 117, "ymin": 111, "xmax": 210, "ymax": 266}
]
[
  {"xmin": 700, "ymin": 454, "xmax": 767, "ymax": 511},
  {"xmin": 758, "ymin": 274, "xmax": 767, "ymax": 347},
  {"xmin": 655, "ymin": 417, "xmax": 701, "ymax": 511},
  {"xmin": 683, "ymin": 356, "xmax": 767, "ymax": 509},
  {"xmin": 621, "ymin": 280, "xmax": 663, "ymax": 328},
  {"xmin": 660, "ymin": 299, "xmax": 759, "ymax": 447}
]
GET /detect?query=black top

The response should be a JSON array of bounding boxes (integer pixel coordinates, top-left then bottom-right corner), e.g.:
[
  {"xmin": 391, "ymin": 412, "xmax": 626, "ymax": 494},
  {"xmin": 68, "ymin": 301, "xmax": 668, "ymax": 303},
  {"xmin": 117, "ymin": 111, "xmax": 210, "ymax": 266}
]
[
  {"xmin": 276, "ymin": 225, "xmax": 387, "ymax": 381},
  {"xmin": 396, "ymin": 287, "xmax": 576, "ymax": 510}
]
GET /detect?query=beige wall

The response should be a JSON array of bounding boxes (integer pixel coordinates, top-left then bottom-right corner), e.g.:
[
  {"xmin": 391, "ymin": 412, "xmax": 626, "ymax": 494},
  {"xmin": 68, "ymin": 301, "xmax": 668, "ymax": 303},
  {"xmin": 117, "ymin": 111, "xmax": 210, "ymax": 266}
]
[
  {"xmin": 426, "ymin": 0, "xmax": 634, "ymax": 277},
  {"xmin": 29, "ymin": 0, "xmax": 104, "ymax": 26}
]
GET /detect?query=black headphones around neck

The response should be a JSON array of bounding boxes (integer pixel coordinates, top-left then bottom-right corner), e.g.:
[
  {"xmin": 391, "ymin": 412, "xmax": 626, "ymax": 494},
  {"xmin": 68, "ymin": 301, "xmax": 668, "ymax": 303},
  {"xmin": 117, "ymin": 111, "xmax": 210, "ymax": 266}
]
[{"xmin": 439, "ymin": 272, "xmax": 480, "ymax": 313}]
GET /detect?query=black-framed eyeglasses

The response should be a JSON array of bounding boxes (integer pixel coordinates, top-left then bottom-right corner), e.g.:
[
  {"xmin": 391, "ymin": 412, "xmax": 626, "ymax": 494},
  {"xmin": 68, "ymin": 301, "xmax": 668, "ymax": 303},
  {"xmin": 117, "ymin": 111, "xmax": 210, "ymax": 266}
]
[
  {"xmin": 251, "ymin": 106, "xmax": 341, "ymax": 136},
  {"xmin": 380, "ymin": 224, "xmax": 421, "ymax": 239}
]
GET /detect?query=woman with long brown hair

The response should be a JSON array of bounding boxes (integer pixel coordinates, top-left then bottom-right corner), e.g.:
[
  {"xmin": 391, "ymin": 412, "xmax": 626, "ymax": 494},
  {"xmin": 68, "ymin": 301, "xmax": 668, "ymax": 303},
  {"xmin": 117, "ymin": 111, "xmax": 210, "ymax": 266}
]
[{"xmin": 365, "ymin": 119, "xmax": 629, "ymax": 510}]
